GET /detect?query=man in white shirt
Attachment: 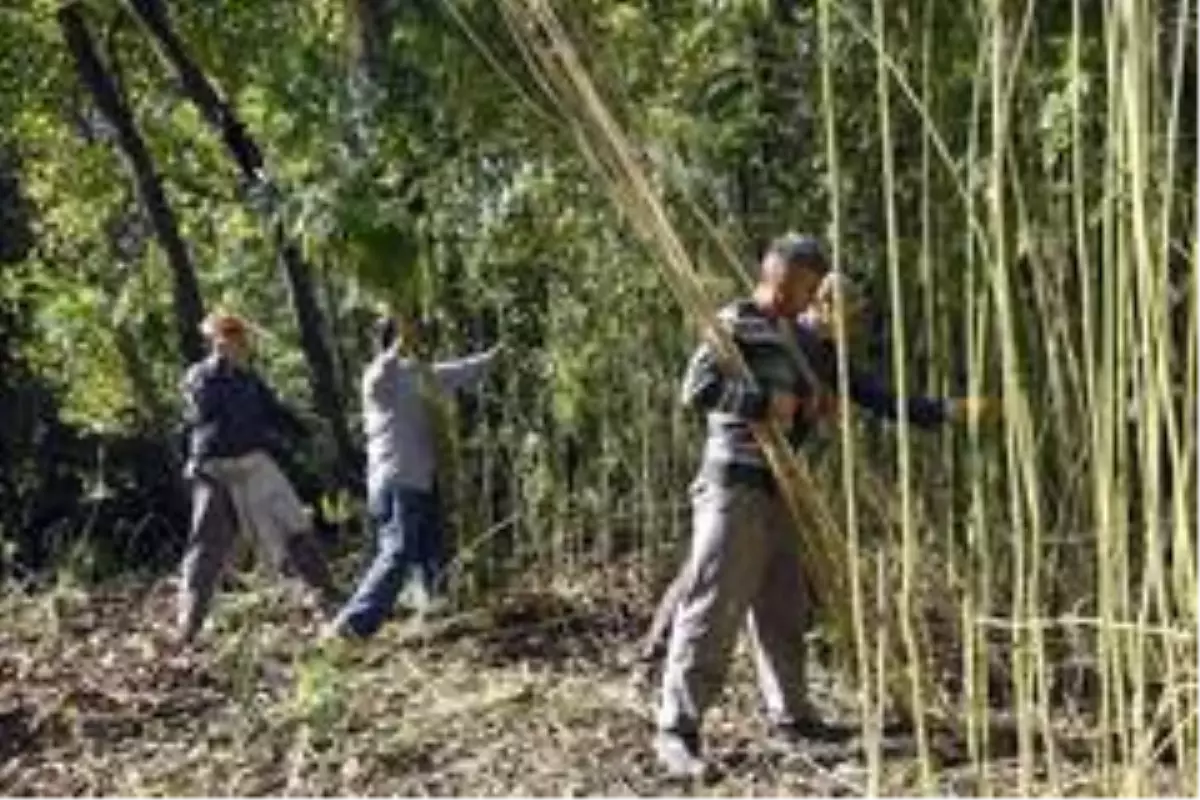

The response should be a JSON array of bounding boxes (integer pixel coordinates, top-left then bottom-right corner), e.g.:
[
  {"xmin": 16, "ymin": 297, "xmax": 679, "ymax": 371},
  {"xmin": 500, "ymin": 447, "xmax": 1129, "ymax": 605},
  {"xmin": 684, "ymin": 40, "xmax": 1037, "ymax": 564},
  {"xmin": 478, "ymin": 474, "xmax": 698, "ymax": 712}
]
[{"xmin": 328, "ymin": 314, "xmax": 499, "ymax": 639}]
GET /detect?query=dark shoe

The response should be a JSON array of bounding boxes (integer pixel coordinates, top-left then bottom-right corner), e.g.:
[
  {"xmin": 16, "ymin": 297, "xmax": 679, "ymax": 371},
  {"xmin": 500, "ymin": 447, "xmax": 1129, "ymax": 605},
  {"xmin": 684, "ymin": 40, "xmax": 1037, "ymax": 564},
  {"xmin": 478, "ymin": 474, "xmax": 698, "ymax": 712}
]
[
  {"xmin": 628, "ymin": 656, "xmax": 658, "ymax": 694},
  {"xmin": 285, "ymin": 533, "xmax": 339, "ymax": 601},
  {"xmin": 770, "ymin": 716, "xmax": 858, "ymax": 746},
  {"xmin": 654, "ymin": 731, "xmax": 706, "ymax": 780},
  {"xmin": 170, "ymin": 626, "xmax": 198, "ymax": 652},
  {"xmin": 318, "ymin": 589, "xmax": 347, "ymax": 619}
]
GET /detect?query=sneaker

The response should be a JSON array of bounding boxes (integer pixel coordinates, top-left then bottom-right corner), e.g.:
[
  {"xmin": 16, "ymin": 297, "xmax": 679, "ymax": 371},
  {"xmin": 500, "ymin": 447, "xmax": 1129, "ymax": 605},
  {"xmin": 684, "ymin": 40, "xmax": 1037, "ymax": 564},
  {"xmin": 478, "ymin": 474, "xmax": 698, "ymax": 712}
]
[
  {"xmin": 414, "ymin": 595, "xmax": 450, "ymax": 621},
  {"xmin": 318, "ymin": 621, "xmax": 347, "ymax": 643},
  {"xmin": 654, "ymin": 731, "xmax": 706, "ymax": 780},
  {"xmin": 319, "ymin": 616, "xmax": 366, "ymax": 644}
]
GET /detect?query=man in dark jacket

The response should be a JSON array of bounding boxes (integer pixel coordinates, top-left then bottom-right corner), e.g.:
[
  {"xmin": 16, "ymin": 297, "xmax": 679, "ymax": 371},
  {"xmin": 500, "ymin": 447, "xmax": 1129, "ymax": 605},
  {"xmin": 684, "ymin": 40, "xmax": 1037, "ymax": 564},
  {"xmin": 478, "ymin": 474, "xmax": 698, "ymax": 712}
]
[
  {"xmin": 634, "ymin": 272, "xmax": 991, "ymax": 679},
  {"xmin": 176, "ymin": 312, "xmax": 340, "ymax": 643},
  {"xmin": 652, "ymin": 241, "xmax": 995, "ymax": 778},
  {"xmin": 652, "ymin": 234, "xmax": 828, "ymax": 778}
]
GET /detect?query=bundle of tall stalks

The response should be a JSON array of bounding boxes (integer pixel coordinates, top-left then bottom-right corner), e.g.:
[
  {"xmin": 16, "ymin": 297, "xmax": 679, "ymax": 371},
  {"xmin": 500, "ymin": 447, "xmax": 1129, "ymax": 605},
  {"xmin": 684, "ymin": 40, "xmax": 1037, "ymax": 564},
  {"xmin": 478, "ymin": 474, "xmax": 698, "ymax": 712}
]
[
  {"xmin": 440, "ymin": 0, "xmax": 1196, "ymax": 792},
  {"xmin": 481, "ymin": 0, "xmax": 950, "ymax": 740}
]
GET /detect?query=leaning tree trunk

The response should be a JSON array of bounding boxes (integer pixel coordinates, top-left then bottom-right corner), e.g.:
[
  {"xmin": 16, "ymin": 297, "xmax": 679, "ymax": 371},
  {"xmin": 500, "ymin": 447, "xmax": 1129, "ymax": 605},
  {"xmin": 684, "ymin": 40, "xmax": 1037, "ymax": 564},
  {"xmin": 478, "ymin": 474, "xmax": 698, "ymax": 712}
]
[
  {"xmin": 346, "ymin": 0, "xmax": 391, "ymax": 87},
  {"xmin": 58, "ymin": 2, "xmax": 206, "ymax": 366},
  {"xmin": 123, "ymin": 0, "xmax": 358, "ymax": 483},
  {"xmin": 332, "ymin": 0, "xmax": 395, "ymax": 403}
]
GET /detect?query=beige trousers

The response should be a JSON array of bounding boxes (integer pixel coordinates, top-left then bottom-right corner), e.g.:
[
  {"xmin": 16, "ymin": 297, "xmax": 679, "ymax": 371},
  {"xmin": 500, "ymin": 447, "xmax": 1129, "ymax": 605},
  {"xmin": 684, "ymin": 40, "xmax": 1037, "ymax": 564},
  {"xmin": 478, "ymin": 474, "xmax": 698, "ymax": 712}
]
[{"xmin": 177, "ymin": 450, "xmax": 335, "ymax": 640}]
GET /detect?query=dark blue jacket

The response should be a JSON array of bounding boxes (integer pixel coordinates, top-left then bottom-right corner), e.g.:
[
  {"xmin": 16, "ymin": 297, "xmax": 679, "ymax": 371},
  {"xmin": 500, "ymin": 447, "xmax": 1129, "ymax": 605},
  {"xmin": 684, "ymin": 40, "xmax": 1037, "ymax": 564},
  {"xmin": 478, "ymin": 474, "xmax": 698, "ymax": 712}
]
[
  {"xmin": 791, "ymin": 321, "xmax": 949, "ymax": 438},
  {"xmin": 182, "ymin": 354, "xmax": 307, "ymax": 462}
]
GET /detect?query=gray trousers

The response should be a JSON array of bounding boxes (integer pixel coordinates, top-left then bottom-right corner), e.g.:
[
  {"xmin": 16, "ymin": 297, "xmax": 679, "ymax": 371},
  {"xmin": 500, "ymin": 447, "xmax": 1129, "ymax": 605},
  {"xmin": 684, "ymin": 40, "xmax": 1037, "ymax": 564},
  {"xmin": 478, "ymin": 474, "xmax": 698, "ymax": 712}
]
[
  {"xmin": 177, "ymin": 463, "xmax": 337, "ymax": 641},
  {"xmin": 657, "ymin": 479, "xmax": 813, "ymax": 736},
  {"xmin": 640, "ymin": 565, "xmax": 688, "ymax": 663}
]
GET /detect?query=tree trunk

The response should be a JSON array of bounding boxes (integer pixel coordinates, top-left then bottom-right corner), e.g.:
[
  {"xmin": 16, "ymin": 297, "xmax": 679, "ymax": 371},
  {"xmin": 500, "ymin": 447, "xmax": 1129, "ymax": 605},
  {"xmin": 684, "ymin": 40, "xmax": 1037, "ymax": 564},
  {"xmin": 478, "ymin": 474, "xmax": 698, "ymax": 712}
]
[
  {"xmin": 58, "ymin": 2, "xmax": 206, "ymax": 366},
  {"xmin": 124, "ymin": 0, "xmax": 358, "ymax": 483},
  {"xmin": 0, "ymin": 150, "xmax": 34, "ymax": 266},
  {"xmin": 346, "ymin": 0, "xmax": 391, "ymax": 86}
]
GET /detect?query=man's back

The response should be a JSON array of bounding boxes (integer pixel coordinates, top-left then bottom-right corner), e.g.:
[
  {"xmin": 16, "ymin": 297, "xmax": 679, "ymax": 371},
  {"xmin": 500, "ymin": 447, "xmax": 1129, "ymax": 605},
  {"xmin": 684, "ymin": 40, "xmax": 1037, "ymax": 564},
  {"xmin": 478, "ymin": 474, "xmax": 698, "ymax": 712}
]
[
  {"xmin": 362, "ymin": 345, "xmax": 498, "ymax": 496},
  {"xmin": 362, "ymin": 352, "xmax": 438, "ymax": 495}
]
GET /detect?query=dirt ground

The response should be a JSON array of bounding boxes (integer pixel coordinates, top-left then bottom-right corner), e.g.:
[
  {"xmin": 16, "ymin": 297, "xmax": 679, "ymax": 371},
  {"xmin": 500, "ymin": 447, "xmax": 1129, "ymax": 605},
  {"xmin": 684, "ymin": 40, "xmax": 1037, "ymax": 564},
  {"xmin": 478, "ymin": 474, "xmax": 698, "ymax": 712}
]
[{"xmin": 0, "ymin": 560, "xmax": 1189, "ymax": 796}]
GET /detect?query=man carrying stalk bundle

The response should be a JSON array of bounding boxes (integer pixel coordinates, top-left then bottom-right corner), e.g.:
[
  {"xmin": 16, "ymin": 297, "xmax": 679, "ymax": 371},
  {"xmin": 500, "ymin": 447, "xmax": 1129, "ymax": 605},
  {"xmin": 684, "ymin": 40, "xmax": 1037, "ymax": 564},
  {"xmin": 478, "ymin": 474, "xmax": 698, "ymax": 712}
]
[
  {"xmin": 635, "ymin": 270, "xmax": 994, "ymax": 684},
  {"xmin": 653, "ymin": 235, "xmax": 996, "ymax": 778},
  {"xmin": 176, "ymin": 312, "xmax": 342, "ymax": 645},
  {"xmin": 324, "ymin": 313, "xmax": 500, "ymax": 640}
]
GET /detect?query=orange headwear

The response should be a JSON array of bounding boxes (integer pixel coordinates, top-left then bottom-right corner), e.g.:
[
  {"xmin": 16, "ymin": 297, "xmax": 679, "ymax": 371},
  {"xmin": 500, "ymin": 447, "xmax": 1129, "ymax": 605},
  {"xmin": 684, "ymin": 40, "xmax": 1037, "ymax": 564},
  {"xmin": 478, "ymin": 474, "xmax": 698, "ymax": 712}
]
[{"xmin": 199, "ymin": 311, "xmax": 250, "ymax": 340}]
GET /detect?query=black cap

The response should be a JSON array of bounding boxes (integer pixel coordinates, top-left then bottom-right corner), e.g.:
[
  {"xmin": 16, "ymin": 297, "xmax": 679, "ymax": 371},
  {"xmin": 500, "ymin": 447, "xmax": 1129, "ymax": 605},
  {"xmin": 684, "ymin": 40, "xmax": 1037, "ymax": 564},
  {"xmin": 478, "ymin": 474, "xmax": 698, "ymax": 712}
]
[
  {"xmin": 374, "ymin": 316, "xmax": 398, "ymax": 353},
  {"xmin": 765, "ymin": 233, "xmax": 829, "ymax": 272},
  {"xmin": 375, "ymin": 313, "xmax": 438, "ymax": 353}
]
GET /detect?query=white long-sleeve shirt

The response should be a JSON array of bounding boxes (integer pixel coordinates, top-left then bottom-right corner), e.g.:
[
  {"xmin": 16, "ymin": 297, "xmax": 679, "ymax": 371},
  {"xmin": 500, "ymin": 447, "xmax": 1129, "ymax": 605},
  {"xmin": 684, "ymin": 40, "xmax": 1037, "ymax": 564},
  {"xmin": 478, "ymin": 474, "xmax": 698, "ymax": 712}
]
[{"xmin": 363, "ymin": 348, "xmax": 497, "ymax": 495}]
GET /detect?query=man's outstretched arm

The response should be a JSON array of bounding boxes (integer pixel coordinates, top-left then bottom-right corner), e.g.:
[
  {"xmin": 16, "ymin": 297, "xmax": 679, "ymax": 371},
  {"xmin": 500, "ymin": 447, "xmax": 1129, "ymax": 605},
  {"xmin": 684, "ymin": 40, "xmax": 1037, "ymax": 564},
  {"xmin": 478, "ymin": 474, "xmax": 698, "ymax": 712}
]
[
  {"xmin": 433, "ymin": 345, "xmax": 501, "ymax": 393},
  {"xmin": 845, "ymin": 368, "xmax": 950, "ymax": 429}
]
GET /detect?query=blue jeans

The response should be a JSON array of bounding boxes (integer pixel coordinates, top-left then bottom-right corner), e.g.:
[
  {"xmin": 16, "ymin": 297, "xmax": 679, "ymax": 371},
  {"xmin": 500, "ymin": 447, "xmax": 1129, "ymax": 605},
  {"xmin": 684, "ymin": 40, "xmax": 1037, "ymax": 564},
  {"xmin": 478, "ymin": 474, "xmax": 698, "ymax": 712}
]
[{"xmin": 334, "ymin": 483, "xmax": 444, "ymax": 637}]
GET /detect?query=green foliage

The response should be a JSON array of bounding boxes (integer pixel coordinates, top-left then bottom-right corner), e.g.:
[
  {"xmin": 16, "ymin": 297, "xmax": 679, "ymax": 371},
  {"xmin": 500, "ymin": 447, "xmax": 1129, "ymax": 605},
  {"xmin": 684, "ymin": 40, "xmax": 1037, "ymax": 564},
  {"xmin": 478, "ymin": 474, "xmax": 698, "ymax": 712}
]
[
  {"xmin": 0, "ymin": 1, "xmax": 1194, "ymax": 793},
  {"xmin": 1, "ymin": 0, "xmax": 1194, "ymax": 622},
  {"xmin": 292, "ymin": 648, "xmax": 347, "ymax": 735}
]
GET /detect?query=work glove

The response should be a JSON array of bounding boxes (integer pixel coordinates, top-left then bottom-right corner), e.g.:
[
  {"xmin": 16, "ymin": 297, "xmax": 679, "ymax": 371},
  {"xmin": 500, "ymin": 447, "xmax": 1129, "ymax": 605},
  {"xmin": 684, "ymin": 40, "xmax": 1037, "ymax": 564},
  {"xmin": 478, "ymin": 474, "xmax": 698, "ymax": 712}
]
[
  {"xmin": 948, "ymin": 396, "xmax": 1002, "ymax": 425},
  {"xmin": 768, "ymin": 391, "xmax": 801, "ymax": 422},
  {"xmin": 797, "ymin": 393, "xmax": 840, "ymax": 421}
]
